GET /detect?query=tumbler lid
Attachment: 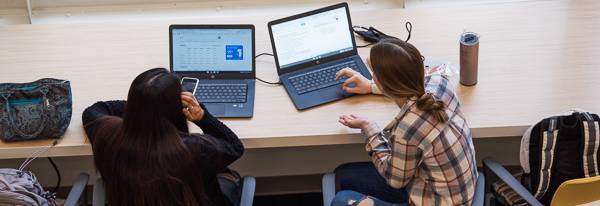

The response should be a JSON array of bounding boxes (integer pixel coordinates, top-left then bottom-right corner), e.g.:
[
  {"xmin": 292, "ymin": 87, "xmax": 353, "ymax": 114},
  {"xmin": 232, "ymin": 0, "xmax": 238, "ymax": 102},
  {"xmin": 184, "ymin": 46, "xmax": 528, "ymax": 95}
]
[{"xmin": 460, "ymin": 32, "xmax": 479, "ymax": 45}]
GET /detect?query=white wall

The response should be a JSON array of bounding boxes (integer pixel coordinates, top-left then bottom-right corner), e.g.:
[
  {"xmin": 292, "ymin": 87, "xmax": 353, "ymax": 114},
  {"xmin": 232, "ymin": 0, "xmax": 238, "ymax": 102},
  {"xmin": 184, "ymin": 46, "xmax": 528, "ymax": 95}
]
[
  {"xmin": 0, "ymin": 0, "xmax": 405, "ymax": 24},
  {"xmin": 0, "ymin": 0, "xmax": 541, "ymax": 25}
]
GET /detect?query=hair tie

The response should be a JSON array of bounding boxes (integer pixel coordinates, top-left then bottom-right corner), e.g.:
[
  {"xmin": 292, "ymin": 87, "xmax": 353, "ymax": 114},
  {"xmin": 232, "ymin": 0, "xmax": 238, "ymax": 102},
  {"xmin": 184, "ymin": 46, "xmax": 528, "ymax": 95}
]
[{"xmin": 421, "ymin": 92, "xmax": 433, "ymax": 99}]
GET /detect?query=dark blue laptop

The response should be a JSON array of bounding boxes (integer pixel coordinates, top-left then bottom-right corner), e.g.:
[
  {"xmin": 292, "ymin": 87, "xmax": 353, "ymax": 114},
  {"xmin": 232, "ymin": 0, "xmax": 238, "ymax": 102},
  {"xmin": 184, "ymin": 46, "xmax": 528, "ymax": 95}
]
[
  {"xmin": 268, "ymin": 3, "xmax": 372, "ymax": 110},
  {"xmin": 170, "ymin": 25, "xmax": 255, "ymax": 117}
]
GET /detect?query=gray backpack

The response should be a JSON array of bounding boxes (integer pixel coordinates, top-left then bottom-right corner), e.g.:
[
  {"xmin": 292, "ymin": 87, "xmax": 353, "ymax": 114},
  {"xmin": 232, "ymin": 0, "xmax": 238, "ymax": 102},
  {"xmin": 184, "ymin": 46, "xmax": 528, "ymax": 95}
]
[
  {"xmin": 0, "ymin": 169, "xmax": 56, "ymax": 206},
  {"xmin": 0, "ymin": 143, "xmax": 58, "ymax": 206}
]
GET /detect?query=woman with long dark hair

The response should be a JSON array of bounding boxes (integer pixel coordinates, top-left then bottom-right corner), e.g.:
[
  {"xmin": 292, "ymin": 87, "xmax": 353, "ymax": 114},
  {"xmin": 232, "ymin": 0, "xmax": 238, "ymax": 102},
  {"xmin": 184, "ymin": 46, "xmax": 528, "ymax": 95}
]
[
  {"xmin": 82, "ymin": 68, "xmax": 244, "ymax": 206},
  {"xmin": 330, "ymin": 39, "xmax": 477, "ymax": 206}
]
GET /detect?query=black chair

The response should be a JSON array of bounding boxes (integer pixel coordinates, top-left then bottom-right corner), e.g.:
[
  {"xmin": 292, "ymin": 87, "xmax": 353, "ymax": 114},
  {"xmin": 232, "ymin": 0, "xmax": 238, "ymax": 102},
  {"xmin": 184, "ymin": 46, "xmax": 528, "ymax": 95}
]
[
  {"xmin": 321, "ymin": 171, "xmax": 485, "ymax": 206},
  {"xmin": 92, "ymin": 176, "xmax": 256, "ymax": 206}
]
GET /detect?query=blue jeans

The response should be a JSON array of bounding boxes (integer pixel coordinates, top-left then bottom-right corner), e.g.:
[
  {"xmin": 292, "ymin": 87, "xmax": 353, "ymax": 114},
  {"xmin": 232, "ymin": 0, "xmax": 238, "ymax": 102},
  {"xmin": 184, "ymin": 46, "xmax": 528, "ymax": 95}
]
[
  {"xmin": 331, "ymin": 162, "xmax": 409, "ymax": 206},
  {"xmin": 332, "ymin": 190, "xmax": 407, "ymax": 206}
]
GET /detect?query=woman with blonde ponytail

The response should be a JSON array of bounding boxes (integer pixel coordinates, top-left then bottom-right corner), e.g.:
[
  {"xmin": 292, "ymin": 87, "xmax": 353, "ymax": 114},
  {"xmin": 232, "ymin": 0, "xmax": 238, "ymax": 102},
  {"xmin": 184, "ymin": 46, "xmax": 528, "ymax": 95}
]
[{"xmin": 330, "ymin": 39, "xmax": 477, "ymax": 206}]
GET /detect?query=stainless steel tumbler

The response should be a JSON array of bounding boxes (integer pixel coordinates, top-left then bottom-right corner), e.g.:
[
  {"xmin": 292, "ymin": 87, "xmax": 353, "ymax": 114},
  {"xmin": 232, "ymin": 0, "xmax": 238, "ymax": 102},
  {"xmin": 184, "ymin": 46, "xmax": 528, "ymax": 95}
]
[{"xmin": 459, "ymin": 32, "xmax": 480, "ymax": 86}]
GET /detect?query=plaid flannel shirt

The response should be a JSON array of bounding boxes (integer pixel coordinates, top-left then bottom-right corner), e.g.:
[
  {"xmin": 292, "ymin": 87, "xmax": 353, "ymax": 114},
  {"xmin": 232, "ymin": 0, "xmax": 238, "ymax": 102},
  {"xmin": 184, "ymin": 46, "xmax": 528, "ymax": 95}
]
[{"xmin": 364, "ymin": 74, "xmax": 478, "ymax": 206}]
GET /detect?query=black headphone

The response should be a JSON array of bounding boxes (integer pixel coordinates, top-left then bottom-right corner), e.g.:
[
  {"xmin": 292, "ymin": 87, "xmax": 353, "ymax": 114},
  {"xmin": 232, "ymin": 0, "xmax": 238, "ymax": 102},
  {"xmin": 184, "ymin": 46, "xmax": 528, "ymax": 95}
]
[{"xmin": 352, "ymin": 22, "xmax": 412, "ymax": 47}]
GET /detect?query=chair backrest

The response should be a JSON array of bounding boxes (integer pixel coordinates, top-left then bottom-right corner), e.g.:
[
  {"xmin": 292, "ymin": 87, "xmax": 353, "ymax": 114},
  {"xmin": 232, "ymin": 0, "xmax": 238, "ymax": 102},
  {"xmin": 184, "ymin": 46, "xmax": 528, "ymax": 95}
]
[
  {"xmin": 550, "ymin": 175, "xmax": 600, "ymax": 206},
  {"xmin": 93, "ymin": 176, "xmax": 255, "ymax": 206},
  {"xmin": 92, "ymin": 178, "xmax": 106, "ymax": 206},
  {"xmin": 471, "ymin": 172, "xmax": 485, "ymax": 206}
]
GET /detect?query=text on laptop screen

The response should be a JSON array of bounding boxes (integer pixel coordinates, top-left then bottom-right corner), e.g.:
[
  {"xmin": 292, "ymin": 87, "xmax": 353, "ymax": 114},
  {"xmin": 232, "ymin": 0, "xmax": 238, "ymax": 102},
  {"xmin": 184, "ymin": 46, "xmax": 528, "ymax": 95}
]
[
  {"xmin": 271, "ymin": 7, "xmax": 353, "ymax": 69},
  {"xmin": 172, "ymin": 28, "xmax": 252, "ymax": 73}
]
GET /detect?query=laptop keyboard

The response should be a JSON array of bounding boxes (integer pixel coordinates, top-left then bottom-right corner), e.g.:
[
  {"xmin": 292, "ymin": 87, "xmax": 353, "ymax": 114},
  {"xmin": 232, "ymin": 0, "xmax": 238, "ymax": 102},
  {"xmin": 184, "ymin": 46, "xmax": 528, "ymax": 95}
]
[
  {"xmin": 289, "ymin": 61, "xmax": 359, "ymax": 94},
  {"xmin": 195, "ymin": 84, "xmax": 247, "ymax": 103}
]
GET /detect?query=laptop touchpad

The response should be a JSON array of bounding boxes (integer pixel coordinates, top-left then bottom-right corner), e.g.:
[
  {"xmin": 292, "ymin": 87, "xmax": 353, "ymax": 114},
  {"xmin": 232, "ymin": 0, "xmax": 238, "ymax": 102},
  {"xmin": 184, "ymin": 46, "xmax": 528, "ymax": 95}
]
[
  {"xmin": 320, "ymin": 87, "xmax": 344, "ymax": 100},
  {"xmin": 205, "ymin": 104, "xmax": 226, "ymax": 116}
]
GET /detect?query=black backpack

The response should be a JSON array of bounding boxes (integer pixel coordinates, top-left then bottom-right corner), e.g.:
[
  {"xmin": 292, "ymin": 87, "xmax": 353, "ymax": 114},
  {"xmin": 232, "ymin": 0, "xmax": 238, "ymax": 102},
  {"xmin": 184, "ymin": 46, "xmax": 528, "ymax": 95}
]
[{"xmin": 495, "ymin": 111, "xmax": 600, "ymax": 205}]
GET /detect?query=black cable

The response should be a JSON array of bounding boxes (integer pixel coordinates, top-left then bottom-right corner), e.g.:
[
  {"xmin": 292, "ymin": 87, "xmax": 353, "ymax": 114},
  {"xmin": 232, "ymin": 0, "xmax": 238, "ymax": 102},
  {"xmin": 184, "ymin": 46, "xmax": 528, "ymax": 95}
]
[
  {"xmin": 253, "ymin": 53, "xmax": 283, "ymax": 85},
  {"xmin": 357, "ymin": 43, "xmax": 375, "ymax": 48},
  {"xmin": 47, "ymin": 157, "xmax": 61, "ymax": 194},
  {"xmin": 352, "ymin": 25, "xmax": 369, "ymax": 30},
  {"xmin": 256, "ymin": 77, "xmax": 282, "ymax": 85},
  {"xmin": 254, "ymin": 53, "xmax": 274, "ymax": 58},
  {"xmin": 404, "ymin": 21, "xmax": 412, "ymax": 42}
]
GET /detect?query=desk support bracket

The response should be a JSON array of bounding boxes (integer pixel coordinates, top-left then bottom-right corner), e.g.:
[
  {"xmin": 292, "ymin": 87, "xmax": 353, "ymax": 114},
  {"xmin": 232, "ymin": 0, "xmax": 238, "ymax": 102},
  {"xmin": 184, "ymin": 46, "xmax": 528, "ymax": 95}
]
[{"xmin": 25, "ymin": 0, "xmax": 33, "ymax": 24}]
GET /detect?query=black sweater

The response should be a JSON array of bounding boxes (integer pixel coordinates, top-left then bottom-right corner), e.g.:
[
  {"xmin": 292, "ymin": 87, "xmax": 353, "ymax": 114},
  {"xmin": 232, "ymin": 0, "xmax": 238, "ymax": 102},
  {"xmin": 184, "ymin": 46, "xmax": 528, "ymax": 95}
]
[{"xmin": 82, "ymin": 100, "xmax": 244, "ymax": 206}]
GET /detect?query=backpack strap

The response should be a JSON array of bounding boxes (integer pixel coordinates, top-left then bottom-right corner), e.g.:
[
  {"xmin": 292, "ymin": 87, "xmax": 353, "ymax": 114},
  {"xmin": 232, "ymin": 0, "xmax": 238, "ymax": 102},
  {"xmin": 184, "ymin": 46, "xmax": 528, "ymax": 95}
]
[
  {"xmin": 581, "ymin": 112, "xmax": 599, "ymax": 178},
  {"xmin": 534, "ymin": 117, "xmax": 558, "ymax": 199},
  {"xmin": 520, "ymin": 125, "xmax": 535, "ymax": 174}
]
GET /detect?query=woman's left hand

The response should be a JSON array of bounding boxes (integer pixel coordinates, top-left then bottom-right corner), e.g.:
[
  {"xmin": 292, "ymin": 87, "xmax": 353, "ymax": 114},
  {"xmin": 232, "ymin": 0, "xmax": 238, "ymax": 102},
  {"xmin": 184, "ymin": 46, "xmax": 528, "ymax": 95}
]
[
  {"xmin": 181, "ymin": 92, "xmax": 205, "ymax": 121},
  {"xmin": 339, "ymin": 114, "xmax": 371, "ymax": 129}
]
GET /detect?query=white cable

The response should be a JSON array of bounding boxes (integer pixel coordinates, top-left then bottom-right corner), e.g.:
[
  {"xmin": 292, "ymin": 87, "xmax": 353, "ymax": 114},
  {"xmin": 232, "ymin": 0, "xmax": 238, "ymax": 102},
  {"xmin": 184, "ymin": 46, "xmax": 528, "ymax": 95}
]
[{"xmin": 18, "ymin": 140, "xmax": 57, "ymax": 171}]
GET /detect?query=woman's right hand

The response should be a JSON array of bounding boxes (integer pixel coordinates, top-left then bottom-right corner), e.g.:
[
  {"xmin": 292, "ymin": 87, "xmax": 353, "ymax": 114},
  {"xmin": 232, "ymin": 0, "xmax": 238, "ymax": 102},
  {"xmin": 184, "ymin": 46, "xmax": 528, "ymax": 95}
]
[
  {"xmin": 181, "ymin": 92, "xmax": 205, "ymax": 121},
  {"xmin": 335, "ymin": 68, "xmax": 372, "ymax": 94}
]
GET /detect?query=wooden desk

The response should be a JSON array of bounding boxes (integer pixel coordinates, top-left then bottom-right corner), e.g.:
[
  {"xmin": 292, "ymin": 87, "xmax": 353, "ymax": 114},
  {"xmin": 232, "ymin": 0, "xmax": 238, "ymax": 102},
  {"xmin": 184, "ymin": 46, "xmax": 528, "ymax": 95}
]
[{"xmin": 1, "ymin": 0, "xmax": 599, "ymax": 159}]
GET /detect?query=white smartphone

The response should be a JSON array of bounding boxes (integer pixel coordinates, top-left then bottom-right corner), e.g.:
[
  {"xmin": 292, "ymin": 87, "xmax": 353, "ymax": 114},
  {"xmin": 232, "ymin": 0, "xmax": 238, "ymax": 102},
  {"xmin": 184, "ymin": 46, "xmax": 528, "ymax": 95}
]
[{"xmin": 180, "ymin": 77, "xmax": 199, "ymax": 95}]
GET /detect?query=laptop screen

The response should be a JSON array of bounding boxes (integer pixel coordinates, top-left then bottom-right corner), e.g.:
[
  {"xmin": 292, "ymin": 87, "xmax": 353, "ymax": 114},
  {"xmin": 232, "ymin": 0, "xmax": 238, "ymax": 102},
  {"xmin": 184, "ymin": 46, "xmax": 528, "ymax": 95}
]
[
  {"xmin": 171, "ymin": 28, "xmax": 253, "ymax": 74},
  {"xmin": 270, "ymin": 7, "xmax": 354, "ymax": 70}
]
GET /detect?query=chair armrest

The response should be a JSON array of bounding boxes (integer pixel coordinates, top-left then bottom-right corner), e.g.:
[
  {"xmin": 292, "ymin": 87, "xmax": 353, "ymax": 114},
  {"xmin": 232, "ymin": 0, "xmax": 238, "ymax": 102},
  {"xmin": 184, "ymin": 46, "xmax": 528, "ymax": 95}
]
[
  {"xmin": 92, "ymin": 178, "xmax": 106, "ymax": 206},
  {"xmin": 64, "ymin": 173, "xmax": 89, "ymax": 206},
  {"xmin": 482, "ymin": 158, "xmax": 543, "ymax": 206},
  {"xmin": 471, "ymin": 172, "xmax": 485, "ymax": 206},
  {"xmin": 322, "ymin": 173, "xmax": 336, "ymax": 206},
  {"xmin": 240, "ymin": 176, "xmax": 256, "ymax": 206}
]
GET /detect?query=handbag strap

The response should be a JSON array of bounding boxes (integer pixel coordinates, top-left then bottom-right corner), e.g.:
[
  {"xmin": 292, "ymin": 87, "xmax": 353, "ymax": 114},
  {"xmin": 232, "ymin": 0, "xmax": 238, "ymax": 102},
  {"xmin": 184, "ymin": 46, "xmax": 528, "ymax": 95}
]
[{"xmin": 2, "ymin": 90, "xmax": 49, "ymax": 139}]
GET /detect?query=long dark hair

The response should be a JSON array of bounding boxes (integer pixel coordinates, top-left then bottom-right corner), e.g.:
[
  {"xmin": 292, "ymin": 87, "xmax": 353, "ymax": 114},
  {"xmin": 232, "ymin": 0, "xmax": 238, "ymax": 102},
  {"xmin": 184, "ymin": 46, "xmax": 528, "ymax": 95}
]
[
  {"xmin": 370, "ymin": 39, "xmax": 448, "ymax": 122},
  {"xmin": 93, "ymin": 68, "xmax": 206, "ymax": 206}
]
